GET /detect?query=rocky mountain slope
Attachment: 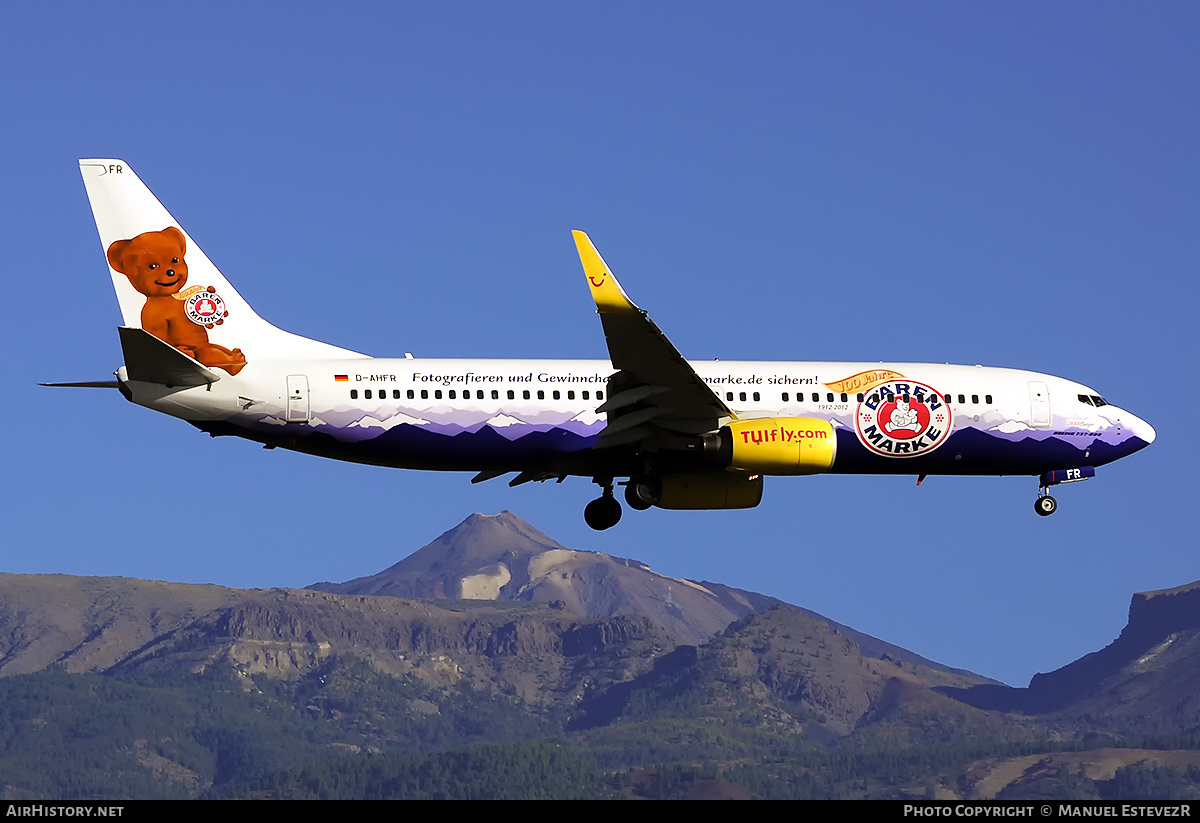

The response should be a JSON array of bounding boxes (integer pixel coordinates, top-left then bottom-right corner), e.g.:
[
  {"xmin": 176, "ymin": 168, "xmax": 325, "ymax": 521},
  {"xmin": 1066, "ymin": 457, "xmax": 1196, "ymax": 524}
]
[
  {"xmin": 0, "ymin": 575, "xmax": 670, "ymax": 705},
  {"xmin": 578, "ymin": 604, "xmax": 1016, "ymax": 748},
  {"xmin": 947, "ymin": 579, "xmax": 1200, "ymax": 733},
  {"xmin": 2, "ymin": 511, "xmax": 1199, "ymax": 799},
  {"xmin": 309, "ymin": 510, "xmax": 982, "ymax": 680},
  {"xmin": 308, "ymin": 510, "xmax": 750, "ymax": 646}
]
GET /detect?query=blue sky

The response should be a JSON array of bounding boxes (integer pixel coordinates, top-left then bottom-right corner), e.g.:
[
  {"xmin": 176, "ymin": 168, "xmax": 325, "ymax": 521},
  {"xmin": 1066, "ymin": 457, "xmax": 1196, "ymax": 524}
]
[{"xmin": 2, "ymin": 2, "xmax": 1196, "ymax": 688}]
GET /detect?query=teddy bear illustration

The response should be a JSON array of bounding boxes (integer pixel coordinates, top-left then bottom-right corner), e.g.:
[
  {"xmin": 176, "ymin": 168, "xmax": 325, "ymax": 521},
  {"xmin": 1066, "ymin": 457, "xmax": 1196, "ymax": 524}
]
[
  {"xmin": 107, "ymin": 227, "xmax": 247, "ymax": 376},
  {"xmin": 884, "ymin": 397, "xmax": 922, "ymax": 434}
]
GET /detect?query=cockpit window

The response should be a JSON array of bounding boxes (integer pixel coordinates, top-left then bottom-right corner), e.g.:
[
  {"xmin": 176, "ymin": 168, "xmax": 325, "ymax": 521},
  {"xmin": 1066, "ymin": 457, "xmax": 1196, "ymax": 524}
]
[
  {"xmin": 1078, "ymin": 394, "xmax": 1094, "ymax": 406},
  {"xmin": 1091, "ymin": 395, "xmax": 1107, "ymax": 407}
]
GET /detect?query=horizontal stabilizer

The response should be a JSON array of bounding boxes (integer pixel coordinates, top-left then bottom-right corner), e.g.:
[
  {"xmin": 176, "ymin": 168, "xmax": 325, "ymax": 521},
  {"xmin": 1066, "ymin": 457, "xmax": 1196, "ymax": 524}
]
[
  {"xmin": 118, "ymin": 327, "xmax": 220, "ymax": 387},
  {"xmin": 40, "ymin": 381, "xmax": 120, "ymax": 389}
]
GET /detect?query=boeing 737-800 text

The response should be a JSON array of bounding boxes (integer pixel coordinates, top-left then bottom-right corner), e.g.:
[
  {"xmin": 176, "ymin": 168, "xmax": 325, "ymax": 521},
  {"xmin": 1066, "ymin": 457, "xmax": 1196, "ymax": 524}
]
[{"xmin": 53, "ymin": 160, "xmax": 1155, "ymax": 530}]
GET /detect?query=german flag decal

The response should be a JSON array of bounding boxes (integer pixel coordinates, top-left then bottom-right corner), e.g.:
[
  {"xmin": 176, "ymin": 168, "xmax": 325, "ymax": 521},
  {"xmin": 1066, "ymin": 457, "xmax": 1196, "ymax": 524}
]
[{"xmin": 334, "ymin": 374, "xmax": 349, "ymax": 382}]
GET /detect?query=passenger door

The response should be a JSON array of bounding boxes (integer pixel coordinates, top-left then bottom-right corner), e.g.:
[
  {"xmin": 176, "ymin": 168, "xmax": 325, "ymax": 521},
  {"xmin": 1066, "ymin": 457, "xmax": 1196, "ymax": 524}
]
[
  {"xmin": 1028, "ymin": 381, "xmax": 1051, "ymax": 428},
  {"xmin": 286, "ymin": 375, "xmax": 310, "ymax": 423}
]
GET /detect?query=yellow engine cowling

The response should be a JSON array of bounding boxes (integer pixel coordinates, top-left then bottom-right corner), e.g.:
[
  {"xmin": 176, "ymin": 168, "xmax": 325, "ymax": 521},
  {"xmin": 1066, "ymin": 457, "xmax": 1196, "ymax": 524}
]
[
  {"xmin": 656, "ymin": 473, "xmax": 764, "ymax": 510},
  {"xmin": 716, "ymin": 417, "xmax": 837, "ymax": 475}
]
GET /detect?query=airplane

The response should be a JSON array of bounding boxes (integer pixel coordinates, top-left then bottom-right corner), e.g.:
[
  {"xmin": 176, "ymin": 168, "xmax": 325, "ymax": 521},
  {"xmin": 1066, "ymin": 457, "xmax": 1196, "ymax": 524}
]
[{"xmin": 53, "ymin": 159, "xmax": 1155, "ymax": 531}]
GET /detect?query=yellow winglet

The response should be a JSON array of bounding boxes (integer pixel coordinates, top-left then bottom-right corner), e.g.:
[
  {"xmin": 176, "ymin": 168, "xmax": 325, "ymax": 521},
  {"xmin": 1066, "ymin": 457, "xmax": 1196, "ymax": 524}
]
[{"xmin": 572, "ymin": 230, "xmax": 640, "ymax": 315}]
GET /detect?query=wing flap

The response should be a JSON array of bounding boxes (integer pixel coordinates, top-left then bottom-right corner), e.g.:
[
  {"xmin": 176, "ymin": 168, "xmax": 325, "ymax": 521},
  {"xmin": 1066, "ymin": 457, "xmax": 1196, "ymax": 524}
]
[
  {"xmin": 596, "ymin": 384, "xmax": 669, "ymax": 414},
  {"xmin": 594, "ymin": 424, "xmax": 658, "ymax": 449}
]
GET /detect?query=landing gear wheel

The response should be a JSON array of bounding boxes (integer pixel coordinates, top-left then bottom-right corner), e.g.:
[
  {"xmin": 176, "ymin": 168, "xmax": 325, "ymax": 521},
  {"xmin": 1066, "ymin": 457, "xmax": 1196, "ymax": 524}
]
[
  {"xmin": 624, "ymin": 479, "xmax": 659, "ymax": 511},
  {"xmin": 1035, "ymin": 495, "xmax": 1058, "ymax": 517},
  {"xmin": 584, "ymin": 494, "xmax": 623, "ymax": 530}
]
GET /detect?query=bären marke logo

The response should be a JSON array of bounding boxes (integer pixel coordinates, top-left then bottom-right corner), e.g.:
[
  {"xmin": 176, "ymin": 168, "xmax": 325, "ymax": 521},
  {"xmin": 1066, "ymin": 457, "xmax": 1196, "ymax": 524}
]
[
  {"xmin": 854, "ymin": 380, "xmax": 952, "ymax": 457},
  {"xmin": 184, "ymin": 288, "xmax": 229, "ymax": 329}
]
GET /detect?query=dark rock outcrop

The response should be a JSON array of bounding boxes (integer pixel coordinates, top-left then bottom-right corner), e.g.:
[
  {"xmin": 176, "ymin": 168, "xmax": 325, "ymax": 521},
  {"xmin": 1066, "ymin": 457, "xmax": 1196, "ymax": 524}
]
[{"xmin": 946, "ymin": 580, "xmax": 1200, "ymax": 724}]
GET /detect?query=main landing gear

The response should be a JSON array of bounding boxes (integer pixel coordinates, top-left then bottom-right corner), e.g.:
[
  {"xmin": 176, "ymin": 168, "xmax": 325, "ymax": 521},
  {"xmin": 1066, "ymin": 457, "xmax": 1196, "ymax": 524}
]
[
  {"xmin": 584, "ymin": 477, "xmax": 662, "ymax": 530},
  {"xmin": 624, "ymin": 477, "xmax": 660, "ymax": 511},
  {"xmin": 584, "ymin": 479, "xmax": 622, "ymax": 531}
]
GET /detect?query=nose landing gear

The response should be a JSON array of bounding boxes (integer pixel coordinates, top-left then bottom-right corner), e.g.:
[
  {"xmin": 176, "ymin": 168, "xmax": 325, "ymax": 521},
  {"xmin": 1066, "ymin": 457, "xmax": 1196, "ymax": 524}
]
[{"xmin": 1034, "ymin": 466, "xmax": 1095, "ymax": 517}]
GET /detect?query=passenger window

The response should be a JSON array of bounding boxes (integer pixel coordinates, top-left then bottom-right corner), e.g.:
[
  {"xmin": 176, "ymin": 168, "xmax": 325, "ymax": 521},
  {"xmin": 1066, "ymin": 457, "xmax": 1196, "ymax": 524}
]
[
  {"xmin": 553, "ymin": 390, "xmax": 560, "ymax": 400},
  {"xmin": 491, "ymin": 390, "xmax": 499, "ymax": 400},
  {"xmin": 985, "ymin": 394, "xmax": 992, "ymax": 404},
  {"xmin": 365, "ymin": 389, "xmax": 372, "ymax": 400},
  {"xmin": 393, "ymin": 390, "xmax": 401, "ymax": 399},
  {"xmin": 421, "ymin": 389, "xmax": 428, "ymax": 399},
  {"xmin": 812, "ymin": 392, "xmax": 819, "ymax": 403},
  {"xmin": 477, "ymin": 390, "xmax": 484, "ymax": 400},
  {"xmin": 523, "ymin": 390, "xmax": 530, "ymax": 400},
  {"xmin": 944, "ymin": 394, "xmax": 951, "ymax": 405},
  {"xmin": 958, "ymin": 394, "xmax": 965, "ymax": 405},
  {"xmin": 971, "ymin": 394, "xmax": 979, "ymax": 404},
  {"xmin": 537, "ymin": 390, "xmax": 545, "ymax": 400},
  {"xmin": 434, "ymin": 390, "xmax": 441, "ymax": 399},
  {"xmin": 568, "ymin": 391, "xmax": 575, "ymax": 400},
  {"xmin": 507, "ymin": 390, "xmax": 515, "ymax": 400},
  {"xmin": 727, "ymin": 392, "xmax": 734, "ymax": 401},
  {"xmin": 597, "ymin": 391, "xmax": 604, "ymax": 400},
  {"xmin": 827, "ymin": 392, "xmax": 834, "ymax": 402},
  {"xmin": 782, "ymin": 392, "xmax": 789, "ymax": 402},
  {"xmin": 407, "ymin": 389, "xmax": 414, "ymax": 399},
  {"xmin": 753, "ymin": 392, "xmax": 760, "ymax": 402},
  {"xmin": 582, "ymin": 391, "xmax": 589, "ymax": 400},
  {"xmin": 739, "ymin": 392, "xmax": 747, "ymax": 402},
  {"xmin": 840, "ymin": 393, "xmax": 848, "ymax": 403},
  {"xmin": 350, "ymin": 389, "xmax": 358, "ymax": 400},
  {"xmin": 856, "ymin": 393, "xmax": 864, "ymax": 402}
]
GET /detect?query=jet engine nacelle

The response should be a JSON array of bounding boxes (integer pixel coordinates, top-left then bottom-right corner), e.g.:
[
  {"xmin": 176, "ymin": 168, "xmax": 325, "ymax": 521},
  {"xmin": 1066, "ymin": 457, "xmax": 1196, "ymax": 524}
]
[
  {"xmin": 655, "ymin": 473, "xmax": 764, "ymax": 510},
  {"xmin": 704, "ymin": 417, "xmax": 837, "ymax": 475}
]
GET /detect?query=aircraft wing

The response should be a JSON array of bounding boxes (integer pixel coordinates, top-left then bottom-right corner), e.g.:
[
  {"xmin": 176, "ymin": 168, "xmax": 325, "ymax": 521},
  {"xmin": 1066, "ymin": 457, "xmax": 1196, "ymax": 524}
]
[{"xmin": 573, "ymin": 231, "xmax": 735, "ymax": 450}]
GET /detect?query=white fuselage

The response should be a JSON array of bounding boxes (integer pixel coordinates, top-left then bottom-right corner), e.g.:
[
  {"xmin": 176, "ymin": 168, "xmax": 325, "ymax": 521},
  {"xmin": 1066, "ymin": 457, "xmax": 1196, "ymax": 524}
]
[{"xmin": 121, "ymin": 357, "xmax": 1155, "ymax": 479}]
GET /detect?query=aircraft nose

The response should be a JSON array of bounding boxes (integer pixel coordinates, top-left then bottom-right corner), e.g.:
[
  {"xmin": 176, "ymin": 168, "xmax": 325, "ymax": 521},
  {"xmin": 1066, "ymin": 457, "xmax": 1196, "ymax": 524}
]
[
  {"xmin": 1130, "ymin": 413, "xmax": 1156, "ymax": 445},
  {"xmin": 1117, "ymin": 409, "xmax": 1156, "ymax": 450}
]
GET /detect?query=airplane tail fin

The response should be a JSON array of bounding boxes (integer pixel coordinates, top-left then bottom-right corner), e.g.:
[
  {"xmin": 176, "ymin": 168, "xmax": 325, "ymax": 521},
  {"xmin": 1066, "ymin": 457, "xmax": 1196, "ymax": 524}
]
[{"xmin": 79, "ymin": 160, "xmax": 366, "ymax": 370}]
